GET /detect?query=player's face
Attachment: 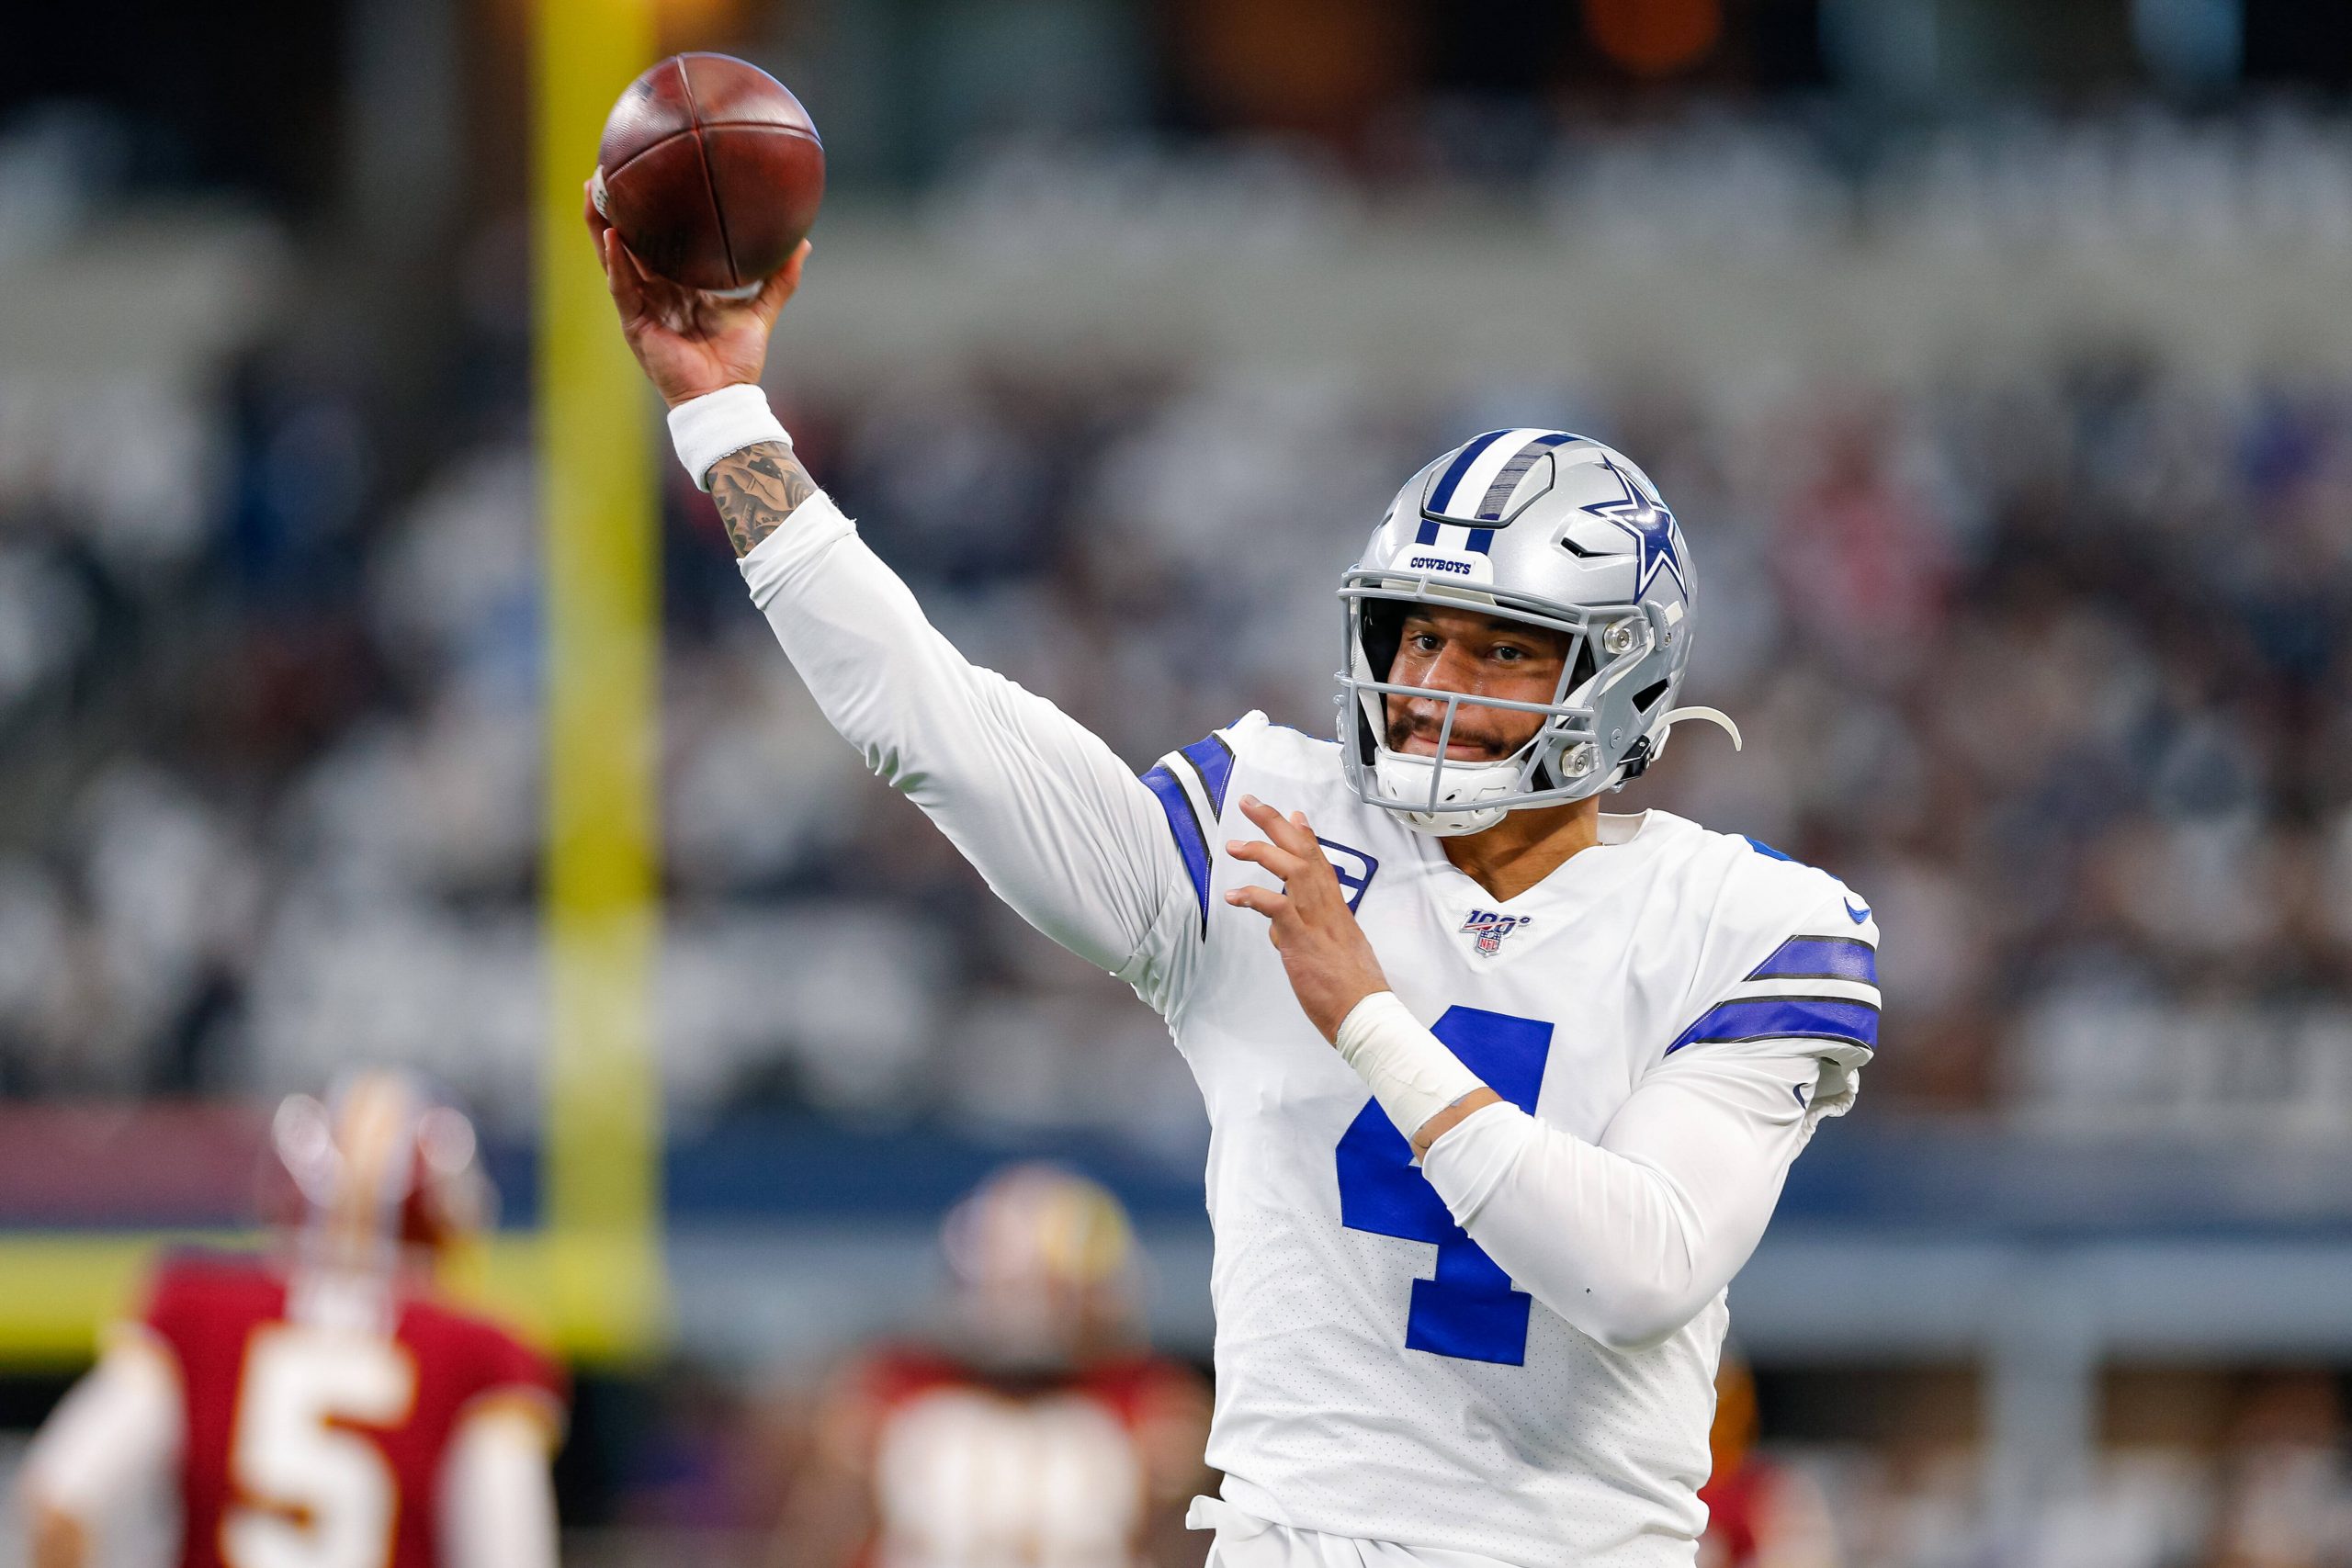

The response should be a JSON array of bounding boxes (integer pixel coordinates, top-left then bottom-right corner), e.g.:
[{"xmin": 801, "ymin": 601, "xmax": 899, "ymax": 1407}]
[{"xmin": 1385, "ymin": 607, "xmax": 1573, "ymax": 760}]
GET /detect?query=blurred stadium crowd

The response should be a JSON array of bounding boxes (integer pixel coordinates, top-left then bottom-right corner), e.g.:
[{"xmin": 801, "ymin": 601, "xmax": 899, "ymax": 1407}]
[
  {"xmin": 6, "ymin": 90, "xmax": 2352, "ymax": 1564},
  {"xmin": 6, "ymin": 107, "xmax": 2352, "ymax": 1146}
]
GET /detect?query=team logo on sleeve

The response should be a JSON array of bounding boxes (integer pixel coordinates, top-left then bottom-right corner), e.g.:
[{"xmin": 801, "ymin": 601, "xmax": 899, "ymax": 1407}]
[{"xmin": 1461, "ymin": 909, "xmax": 1532, "ymax": 956}]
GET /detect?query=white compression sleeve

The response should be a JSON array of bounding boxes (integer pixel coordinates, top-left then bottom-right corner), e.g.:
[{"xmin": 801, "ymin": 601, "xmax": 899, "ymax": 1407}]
[
  {"xmin": 20, "ymin": 1333, "xmax": 182, "ymax": 1534},
  {"xmin": 440, "ymin": 1406, "xmax": 560, "ymax": 1568},
  {"xmin": 737, "ymin": 497, "xmax": 1192, "ymax": 986},
  {"xmin": 1419, "ymin": 1041, "xmax": 1830, "ymax": 1352}
]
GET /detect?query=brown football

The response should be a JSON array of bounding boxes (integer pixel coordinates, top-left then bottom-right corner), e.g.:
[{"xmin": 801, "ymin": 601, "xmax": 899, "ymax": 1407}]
[{"xmin": 594, "ymin": 53, "xmax": 825, "ymax": 296}]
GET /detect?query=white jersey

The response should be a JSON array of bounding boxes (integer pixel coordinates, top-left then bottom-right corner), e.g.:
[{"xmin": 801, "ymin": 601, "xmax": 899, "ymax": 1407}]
[{"xmin": 738, "ymin": 496, "xmax": 1879, "ymax": 1568}]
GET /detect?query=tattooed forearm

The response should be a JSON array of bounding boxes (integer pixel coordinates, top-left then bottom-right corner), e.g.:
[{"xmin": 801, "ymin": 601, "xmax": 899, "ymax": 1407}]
[{"xmin": 708, "ymin": 442, "xmax": 818, "ymax": 558}]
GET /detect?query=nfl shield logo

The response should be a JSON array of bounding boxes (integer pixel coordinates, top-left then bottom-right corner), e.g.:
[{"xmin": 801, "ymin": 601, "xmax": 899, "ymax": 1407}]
[{"xmin": 1461, "ymin": 909, "xmax": 1531, "ymax": 956}]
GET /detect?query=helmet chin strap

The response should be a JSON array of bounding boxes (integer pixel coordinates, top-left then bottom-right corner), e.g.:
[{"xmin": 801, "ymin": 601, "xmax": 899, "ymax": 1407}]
[
  {"xmin": 1656, "ymin": 706, "xmax": 1742, "ymax": 750},
  {"xmin": 1371, "ymin": 749, "xmax": 1517, "ymax": 837},
  {"xmin": 1367, "ymin": 710, "xmax": 1743, "ymax": 838},
  {"xmin": 1610, "ymin": 706, "xmax": 1740, "ymax": 786}
]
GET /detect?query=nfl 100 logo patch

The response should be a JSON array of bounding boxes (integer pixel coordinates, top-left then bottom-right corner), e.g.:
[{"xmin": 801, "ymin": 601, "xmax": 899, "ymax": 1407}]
[{"xmin": 1461, "ymin": 909, "xmax": 1532, "ymax": 956}]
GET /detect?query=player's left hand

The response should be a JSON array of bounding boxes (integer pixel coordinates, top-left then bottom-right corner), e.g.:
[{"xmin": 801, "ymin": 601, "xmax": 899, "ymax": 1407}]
[{"xmin": 1226, "ymin": 795, "xmax": 1392, "ymax": 1043}]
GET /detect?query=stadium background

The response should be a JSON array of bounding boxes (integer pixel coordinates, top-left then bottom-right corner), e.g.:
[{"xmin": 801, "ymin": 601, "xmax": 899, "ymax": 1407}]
[{"xmin": 5, "ymin": 0, "xmax": 2352, "ymax": 1562}]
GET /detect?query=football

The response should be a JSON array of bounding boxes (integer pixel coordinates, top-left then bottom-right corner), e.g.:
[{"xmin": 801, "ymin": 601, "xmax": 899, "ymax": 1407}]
[{"xmin": 593, "ymin": 52, "xmax": 825, "ymax": 297}]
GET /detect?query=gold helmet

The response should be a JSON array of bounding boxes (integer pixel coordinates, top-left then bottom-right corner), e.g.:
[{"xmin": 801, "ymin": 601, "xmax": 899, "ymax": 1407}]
[
  {"xmin": 267, "ymin": 1069, "xmax": 491, "ymax": 1274},
  {"xmin": 940, "ymin": 1163, "xmax": 1141, "ymax": 1367}
]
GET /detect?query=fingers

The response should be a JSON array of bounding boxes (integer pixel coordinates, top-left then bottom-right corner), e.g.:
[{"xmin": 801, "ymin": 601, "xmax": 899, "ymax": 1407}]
[
  {"xmin": 1224, "ymin": 885, "xmax": 1286, "ymax": 919},
  {"xmin": 600, "ymin": 229, "xmax": 647, "ymax": 322},
  {"xmin": 1238, "ymin": 795, "xmax": 1320, "ymax": 857},
  {"xmin": 1225, "ymin": 837, "xmax": 1305, "ymax": 883},
  {"xmin": 1230, "ymin": 799, "xmax": 1329, "ymax": 873},
  {"xmin": 1225, "ymin": 884, "xmax": 1292, "ymax": 948},
  {"xmin": 1231, "ymin": 796, "xmax": 1331, "ymax": 894},
  {"xmin": 751, "ymin": 240, "xmax": 811, "ymax": 327},
  {"xmin": 582, "ymin": 174, "xmax": 611, "ymax": 245},
  {"xmin": 1227, "ymin": 795, "xmax": 1342, "ymax": 931},
  {"xmin": 1236, "ymin": 795, "xmax": 1286, "ymax": 838},
  {"xmin": 611, "ymin": 241, "xmax": 700, "ymax": 337}
]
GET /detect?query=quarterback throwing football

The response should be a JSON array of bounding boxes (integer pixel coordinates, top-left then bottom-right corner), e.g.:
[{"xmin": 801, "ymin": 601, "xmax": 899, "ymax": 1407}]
[{"xmin": 593, "ymin": 210, "xmax": 1879, "ymax": 1568}]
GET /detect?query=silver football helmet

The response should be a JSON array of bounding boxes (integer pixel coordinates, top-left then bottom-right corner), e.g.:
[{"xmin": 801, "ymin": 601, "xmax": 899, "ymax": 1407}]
[{"xmin": 1339, "ymin": 428, "xmax": 1739, "ymax": 837}]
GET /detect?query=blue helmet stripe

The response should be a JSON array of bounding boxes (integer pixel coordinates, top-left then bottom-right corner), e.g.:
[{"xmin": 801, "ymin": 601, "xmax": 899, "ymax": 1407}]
[
  {"xmin": 1426, "ymin": 430, "xmax": 1512, "ymax": 515},
  {"xmin": 1414, "ymin": 519, "xmax": 1440, "ymax": 546},
  {"xmin": 1141, "ymin": 764, "xmax": 1212, "ymax": 931},
  {"xmin": 1472, "ymin": 432, "xmax": 1578, "ymax": 522},
  {"xmin": 1667, "ymin": 996, "xmax": 1879, "ymax": 1055},
  {"xmin": 1178, "ymin": 733, "xmax": 1236, "ymax": 815},
  {"xmin": 1464, "ymin": 526, "xmax": 1496, "ymax": 554},
  {"xmin": 1745, "ymin": 936, "xmax": 1877, "ymax": 986}
]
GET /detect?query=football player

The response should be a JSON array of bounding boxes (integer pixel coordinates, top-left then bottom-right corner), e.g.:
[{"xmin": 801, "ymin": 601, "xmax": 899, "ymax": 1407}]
[
  {"xmin": 779, "ymin": 1164, "xmax": 1211, "ymax": 1568},
  {"xmin": 591, "ymin": 210, "xmax": 1878, "ymax": 1568},
  {"xmin": 18, "ymin": 1071, "xmax": 565, "ymax": 1568}
]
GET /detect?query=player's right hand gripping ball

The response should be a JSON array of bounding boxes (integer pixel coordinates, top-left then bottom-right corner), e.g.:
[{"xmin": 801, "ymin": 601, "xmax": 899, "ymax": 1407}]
[{"xmin": 593, "ymin": 52, "xmax": 824, "ymax": 297}]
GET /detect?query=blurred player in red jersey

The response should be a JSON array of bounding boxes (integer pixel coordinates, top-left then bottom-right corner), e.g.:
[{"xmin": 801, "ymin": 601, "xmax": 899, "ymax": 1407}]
[
  {"xmin": 17, "ymin": 1070, "xmax": 567, "ymax": 1568},
  {"xmin": 1697, "ymin": 1354, "xmax": 1838, "ymax": 1568},
  {"xmin": 778, "ymin": 1163, "xmax": 1213, "ymax": 1568}
]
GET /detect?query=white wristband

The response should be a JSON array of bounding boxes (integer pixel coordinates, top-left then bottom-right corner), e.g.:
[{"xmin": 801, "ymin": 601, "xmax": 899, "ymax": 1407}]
[
  {"xmin": 1334, "ymin": 992, "xmax": 1487, "ymax": 1145},
  {"xmin": 668, "ymin": 384, "xmax": 791, "ymax": 491}
]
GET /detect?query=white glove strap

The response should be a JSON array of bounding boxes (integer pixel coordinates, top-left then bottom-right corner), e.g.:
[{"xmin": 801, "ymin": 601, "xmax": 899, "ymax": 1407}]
[
  {"xmin": 667, "ymin": 384, "xmax": 790, "ymax": 491},
  {"xmin": 1334, "ymin": 992, "xmax": 1487, "ymax": 1145}
]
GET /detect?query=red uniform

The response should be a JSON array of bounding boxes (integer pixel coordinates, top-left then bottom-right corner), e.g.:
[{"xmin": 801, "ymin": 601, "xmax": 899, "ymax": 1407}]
[
  {"xmin": 1698, "ymin": 1461, "xmax": 1768, "ymax": 1566},
  {"xmin": 139, "ymin": 1250, "xmax": 566, "ymax": 1568},
  {"xmin": 842, "ymin": 1346, "xmax": 1204, "ymax": 1568},
  {"xmin": 1699, "ymin": 1458, "xmax": 1838, "ymax": 1568}
]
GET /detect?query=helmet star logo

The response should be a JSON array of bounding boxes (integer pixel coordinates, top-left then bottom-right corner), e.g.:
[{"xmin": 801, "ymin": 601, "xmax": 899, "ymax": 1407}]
[{"xmin": 1581, "ymin": 458, "xmax": 1688, "ymax": 598}]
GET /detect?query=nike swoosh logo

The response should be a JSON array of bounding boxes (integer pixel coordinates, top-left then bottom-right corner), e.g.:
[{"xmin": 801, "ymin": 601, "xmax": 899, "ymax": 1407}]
[
  {"xmin": 1844, "ymin": 899, "xmax": 1871, "ymax": 924},
  {"xmin": 1792, "ymin": 1083, "xmax": 1811, "ymax": 1108}
]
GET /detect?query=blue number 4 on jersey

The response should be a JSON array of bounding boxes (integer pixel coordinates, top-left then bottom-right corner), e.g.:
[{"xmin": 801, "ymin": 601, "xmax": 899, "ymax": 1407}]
[{"xmin": 1333, "ymin": 1006, "xmax": 1553, "ymax": 1366}]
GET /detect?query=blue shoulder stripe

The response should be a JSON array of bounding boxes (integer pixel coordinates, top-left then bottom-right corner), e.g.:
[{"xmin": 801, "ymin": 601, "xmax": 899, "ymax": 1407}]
[
  {"xmin": 1668, "ymin": 996, "xmax": 1879, "ymax": 1055},
  {"xmin": 1141, "ymin": 764, "xmax": 1211, "ymax": 932},
  {"xmin": 1178, "ymin": 733, "xmax": 1236, "ymax": 816},
  {"xmin": 1746, "ymin": 935, "xmax": 1877, "ymax": 986}
]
